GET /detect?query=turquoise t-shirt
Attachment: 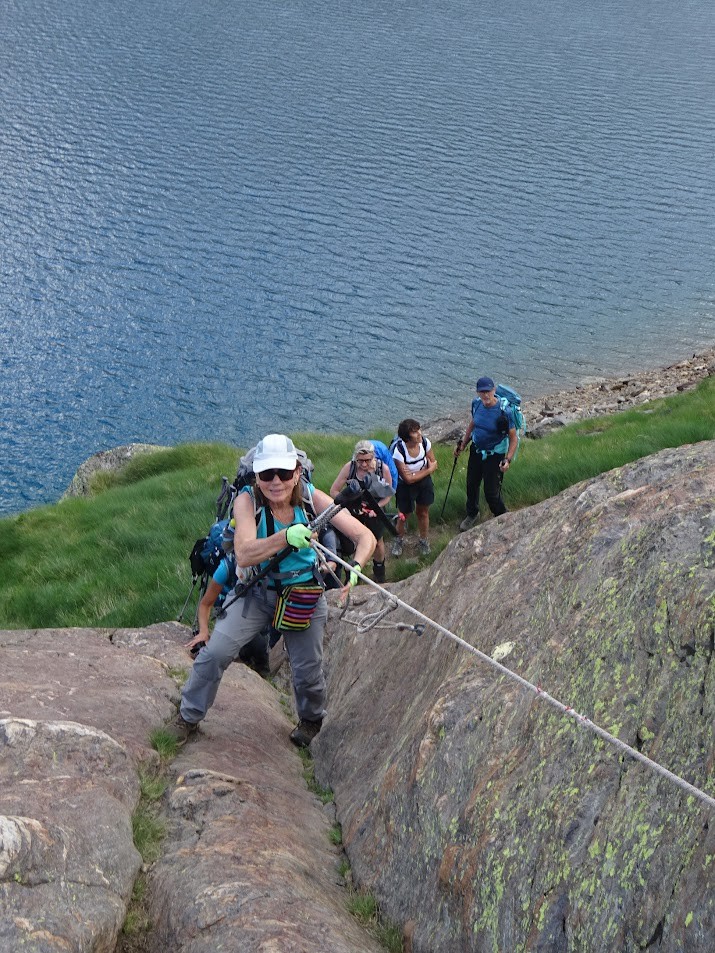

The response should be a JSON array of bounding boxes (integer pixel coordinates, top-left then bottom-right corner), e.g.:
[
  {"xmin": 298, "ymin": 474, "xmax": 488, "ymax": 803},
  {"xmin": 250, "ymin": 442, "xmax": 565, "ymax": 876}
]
[
  {"xmin": 212, "ymin": 556, "xmax": 234, "ymax": 595},
  {"xmin": 240, "ymin": 485, "xmax": 317, "ymax": 584}
]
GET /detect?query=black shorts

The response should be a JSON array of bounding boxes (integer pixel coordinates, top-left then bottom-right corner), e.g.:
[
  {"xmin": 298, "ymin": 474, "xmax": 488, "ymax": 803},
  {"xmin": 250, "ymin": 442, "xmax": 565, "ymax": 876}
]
[{"xmin": 395, "ymin": 476, "xmax": 435, "ymax": 515}]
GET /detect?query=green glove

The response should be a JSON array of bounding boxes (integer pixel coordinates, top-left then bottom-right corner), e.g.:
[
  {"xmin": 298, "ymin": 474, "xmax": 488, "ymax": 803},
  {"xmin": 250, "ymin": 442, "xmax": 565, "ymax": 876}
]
[
  {"xmin": 348, "ymin": 562, "xmax": 361, "ymax": 587},
  {"xmin": 286, "ymin": 523, "xmax": 313, "ymax": 550}
]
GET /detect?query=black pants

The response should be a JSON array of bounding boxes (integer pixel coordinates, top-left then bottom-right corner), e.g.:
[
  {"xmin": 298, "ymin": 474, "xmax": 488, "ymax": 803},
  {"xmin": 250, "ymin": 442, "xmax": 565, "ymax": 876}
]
[{"xmin": 466, "ymin": 446, "xmax": 507, "ymax": 517}]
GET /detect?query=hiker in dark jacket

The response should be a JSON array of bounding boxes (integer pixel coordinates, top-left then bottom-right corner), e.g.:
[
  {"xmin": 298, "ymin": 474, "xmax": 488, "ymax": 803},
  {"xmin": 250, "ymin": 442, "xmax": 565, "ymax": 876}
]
[
  {"xmin": 330, "ymin": 439, "xmax": 394, "ymax": 583},
  {"xmin": 455, "ymin": 376, "xmax": 518, "ymax": 530},
  {"xmin": 169, "ymin": 434, "xmax": 375, "ymax": 749}
]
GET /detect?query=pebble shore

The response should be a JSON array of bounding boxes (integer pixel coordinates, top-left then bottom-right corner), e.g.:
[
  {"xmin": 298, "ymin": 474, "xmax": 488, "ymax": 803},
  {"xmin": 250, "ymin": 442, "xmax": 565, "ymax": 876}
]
[{"xmin": 428, "ymin": 345, "xmax": 715, "ymax": 444}]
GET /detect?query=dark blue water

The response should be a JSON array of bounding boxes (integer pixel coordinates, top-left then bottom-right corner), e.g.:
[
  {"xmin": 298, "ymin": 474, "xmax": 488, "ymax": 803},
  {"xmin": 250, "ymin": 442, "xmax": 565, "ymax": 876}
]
[{"xmin": 1, "ymin": 0, "xmax": 714, "ymax": 515}]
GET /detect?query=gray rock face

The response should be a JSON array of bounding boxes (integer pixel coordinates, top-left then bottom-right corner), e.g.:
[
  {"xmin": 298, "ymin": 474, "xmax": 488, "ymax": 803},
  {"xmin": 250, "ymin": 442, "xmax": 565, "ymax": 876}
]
[
  {"xmin": 314, "ymin": 441, "xmax": 715, "ymax": 953},
  {"xmin": 148, "ymin": 661, "xmax": 385, "ymax": 953},
  {"xmin": 0, "ymin": 625, "xmax": 182, "ymax": 952},
  {"xmin": 0, "ymin": 718, "xmax": 141, "ymax": 953},
  {"xmin": 61, "ymin": 444, "xmax": 169, "ymax": 499},
  {"xmin": 1, "ymin": 623, "xmax": 384, "ymax": 953}
]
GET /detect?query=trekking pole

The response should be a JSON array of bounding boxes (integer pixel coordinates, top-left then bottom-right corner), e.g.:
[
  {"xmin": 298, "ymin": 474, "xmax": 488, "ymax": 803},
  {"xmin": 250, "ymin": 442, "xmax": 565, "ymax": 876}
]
[
  {"xmin": 439, "ymin": 438, "xmax": 462, "ymax": 521},
  {"xmin": 177, "ymin": 576, "xmax": 199, "ymax": 623},
  {"xmin": 360, "ymin": 488, "xmax": 398, "ymax": 536},
  {"xmin": 218, "ymin": 480, "xmax": 366, "ymax": 616}
]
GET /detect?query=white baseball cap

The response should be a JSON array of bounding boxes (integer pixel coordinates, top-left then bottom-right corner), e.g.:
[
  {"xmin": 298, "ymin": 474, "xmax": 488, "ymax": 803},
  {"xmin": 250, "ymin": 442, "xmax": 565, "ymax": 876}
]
[{"xmin": 253, "ymin": 434, "xmax": 298, "ymax": 473}]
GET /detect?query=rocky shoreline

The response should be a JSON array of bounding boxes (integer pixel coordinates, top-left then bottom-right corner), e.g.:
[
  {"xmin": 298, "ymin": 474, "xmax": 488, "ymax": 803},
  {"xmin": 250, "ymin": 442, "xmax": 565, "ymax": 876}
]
[
  {"xmin": 61, "ymin": 346, "xmax": 715, "ymax": 499},
  {"xmin": 427, "ymin": 344, "xmax": 715, "ymax": 443}
]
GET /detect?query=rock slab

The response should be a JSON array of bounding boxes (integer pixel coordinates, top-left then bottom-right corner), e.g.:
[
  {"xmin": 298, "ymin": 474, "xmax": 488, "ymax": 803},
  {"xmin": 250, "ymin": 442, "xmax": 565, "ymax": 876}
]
[
  {"xmin": 315, "ymin": 441, "xmax": 715, "ymax": 953},
  {"xmin": 1, "ymin": 623, "xmax": 385, "ymax": 953},
  {"xmin": 0, "ymin": 718, "xmax": 141, "ymax": 953}
]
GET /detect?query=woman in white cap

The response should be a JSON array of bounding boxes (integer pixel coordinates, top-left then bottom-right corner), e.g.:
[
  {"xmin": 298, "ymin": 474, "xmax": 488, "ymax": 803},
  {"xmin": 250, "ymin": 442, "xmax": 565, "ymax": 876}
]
[{"xmin": 170, "ymin": 434, "xmax": 375, "ymax": 748}]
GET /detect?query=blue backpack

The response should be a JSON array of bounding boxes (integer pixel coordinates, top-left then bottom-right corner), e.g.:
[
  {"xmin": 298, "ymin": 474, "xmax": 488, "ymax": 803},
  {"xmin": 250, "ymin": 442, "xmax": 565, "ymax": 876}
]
[
  {"xmin": 189, "ymin": 519, "xmax": 229, "ymax": 579},
  {"xmin": 495, "ymin": 385, "xmax": 526, "ymax": 437},
  {"xmin": 370, "ymin": 440, "xmax": 400, "ymax": 489}
]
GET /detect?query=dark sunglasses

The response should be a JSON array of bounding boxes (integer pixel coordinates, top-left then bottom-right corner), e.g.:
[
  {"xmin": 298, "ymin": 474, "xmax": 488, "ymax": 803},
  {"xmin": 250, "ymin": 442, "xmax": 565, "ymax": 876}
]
[{"xmin": 256, "ymin": 468, "xmax": 295, "ymax": 483}]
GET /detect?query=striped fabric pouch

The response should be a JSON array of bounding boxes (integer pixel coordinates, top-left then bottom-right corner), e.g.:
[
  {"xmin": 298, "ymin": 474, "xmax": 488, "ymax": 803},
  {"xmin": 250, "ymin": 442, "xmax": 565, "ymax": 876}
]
[{"xmin": 272, "ymin": 584, "xmax": 324, "ymax": 632}]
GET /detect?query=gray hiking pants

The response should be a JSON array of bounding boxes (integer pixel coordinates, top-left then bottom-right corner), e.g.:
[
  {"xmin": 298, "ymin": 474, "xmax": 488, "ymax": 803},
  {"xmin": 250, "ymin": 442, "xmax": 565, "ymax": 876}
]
[{"xmin": 180, "ymin": 584, "xmax": 328, "ymax": 725}]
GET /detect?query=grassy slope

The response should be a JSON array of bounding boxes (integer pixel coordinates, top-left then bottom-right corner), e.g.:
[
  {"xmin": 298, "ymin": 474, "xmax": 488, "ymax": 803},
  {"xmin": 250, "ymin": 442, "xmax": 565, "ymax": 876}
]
[{"xmin": 1, "ymin": 377, "xmax": 713, "ymax": 630}]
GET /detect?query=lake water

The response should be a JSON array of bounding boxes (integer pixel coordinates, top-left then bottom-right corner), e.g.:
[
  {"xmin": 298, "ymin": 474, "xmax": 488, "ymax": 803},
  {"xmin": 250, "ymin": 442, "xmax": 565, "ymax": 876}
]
[{"xmin": 1, "ymin": 0, "xmax": 714, "ymax": 515}]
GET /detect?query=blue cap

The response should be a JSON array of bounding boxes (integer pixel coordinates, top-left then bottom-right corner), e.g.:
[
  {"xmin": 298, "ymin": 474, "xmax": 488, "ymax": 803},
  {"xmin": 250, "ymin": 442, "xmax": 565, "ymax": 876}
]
[{"xmin": 476, "ymin": 376, "xmax": 495, "ymax": 392}]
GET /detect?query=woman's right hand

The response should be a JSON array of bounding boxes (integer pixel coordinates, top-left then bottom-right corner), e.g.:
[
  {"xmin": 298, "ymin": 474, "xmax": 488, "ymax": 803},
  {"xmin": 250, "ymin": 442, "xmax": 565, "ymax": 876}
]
[{"xmin": 186, "ymin": 631, "xmax": 209, "ymax": 652}]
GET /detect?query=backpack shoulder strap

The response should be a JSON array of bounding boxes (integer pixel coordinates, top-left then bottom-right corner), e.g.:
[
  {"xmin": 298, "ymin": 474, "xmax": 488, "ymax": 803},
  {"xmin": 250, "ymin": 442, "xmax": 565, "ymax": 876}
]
[{"xmin": 301, "ymin": 480, "xmax": 317, "ymax": 520}]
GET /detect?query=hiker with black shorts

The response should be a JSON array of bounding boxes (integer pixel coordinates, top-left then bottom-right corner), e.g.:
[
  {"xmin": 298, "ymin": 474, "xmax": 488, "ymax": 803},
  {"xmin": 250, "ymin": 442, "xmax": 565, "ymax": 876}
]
[
  {"xmin": 455, "ymin": 376, "xmax": 518, "ymax": 530},
  {"xmin": 169, "ymin": 434, "xmax": 375, "ymax": 749},
  {"xmin": 391, "ymin": 419, "xmax": 438, "ymax": 557},
  {"xmin": 330, "ymin": 439, "xmax": 394, "ymax": 583}
]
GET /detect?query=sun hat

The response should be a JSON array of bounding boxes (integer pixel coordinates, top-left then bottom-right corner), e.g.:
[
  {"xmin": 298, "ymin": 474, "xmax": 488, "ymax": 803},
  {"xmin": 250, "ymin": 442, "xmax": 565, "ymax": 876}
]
[
  {"xmin": 253, "ymin": 434, "xmax": 298, "ymax": 473},
  {"xmin": 475, "ymin": 376, "xmax": 495, "ymax": 392}
]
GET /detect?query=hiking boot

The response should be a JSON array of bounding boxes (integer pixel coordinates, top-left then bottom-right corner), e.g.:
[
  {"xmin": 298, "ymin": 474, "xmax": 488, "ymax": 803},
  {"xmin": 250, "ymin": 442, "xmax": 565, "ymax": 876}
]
[
  {"xmin": 418, "ymin": 538, "xmax": 431, "ymax": 556},
  {"xmin": 391, "ymin": 537, "xmax": 403, "ymax": 558},
  {"xmin": 373, "ymin": 560, "xmax": 386, "ymax": 583},
  {"xmin": 459, "ymin": 514, "xmax": 479, "ymax": 532},
  {"xmin": 290, "ymin": 718, "xmax": 323, "ymax": 748},
  {"xmin": 165, "ymin": 713, "xmax": 199, "ymax": 747}
]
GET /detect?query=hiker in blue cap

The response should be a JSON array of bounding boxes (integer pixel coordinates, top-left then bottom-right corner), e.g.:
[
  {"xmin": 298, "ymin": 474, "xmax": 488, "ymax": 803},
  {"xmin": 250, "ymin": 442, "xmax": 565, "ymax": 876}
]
[{"xmin": 454, "ymin": 376, "xmax": 518, "ymax": 530}]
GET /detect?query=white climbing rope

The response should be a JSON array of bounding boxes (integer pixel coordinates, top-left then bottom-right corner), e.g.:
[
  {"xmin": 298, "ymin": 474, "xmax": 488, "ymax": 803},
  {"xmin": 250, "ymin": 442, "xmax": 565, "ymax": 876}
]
[{"xmin": 313, "ymin": 541, "xmax": 715, "ymax": 812}]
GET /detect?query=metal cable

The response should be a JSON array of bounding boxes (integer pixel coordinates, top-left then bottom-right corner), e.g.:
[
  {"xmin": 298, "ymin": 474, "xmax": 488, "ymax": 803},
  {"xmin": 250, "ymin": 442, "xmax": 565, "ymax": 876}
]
[{"xmin": 313, "ymin": 541, "xmax": 715, "ymax": 812}]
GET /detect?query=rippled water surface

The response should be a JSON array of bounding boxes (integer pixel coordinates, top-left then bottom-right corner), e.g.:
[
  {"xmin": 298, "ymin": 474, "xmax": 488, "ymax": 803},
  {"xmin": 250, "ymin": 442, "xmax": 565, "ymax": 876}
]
[{"xmin": 1, "ymin": 0, "xmax": 714, "ymax": 513}]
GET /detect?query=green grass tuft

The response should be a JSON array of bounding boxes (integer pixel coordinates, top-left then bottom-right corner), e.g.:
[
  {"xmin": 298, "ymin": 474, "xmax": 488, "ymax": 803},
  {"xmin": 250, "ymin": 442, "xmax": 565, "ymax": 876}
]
[
  {"xmin": 149, "ymin": 728, "xmax": 180, "ymax": 761},
  {"xmin": 131, "ymin": 805, "xmax": 166, "ymax": 864},
  {"xmin": 139, "ymin": 769, "xmax": 168, "ymax": 803},
  {"xmin": 346, "ymin": 889, "xmax": 404, "ymax": 952},
  {"xmin": 166, "ymin": 666, "xmax": 189, "ymax": 687},
  {"xmin": 346, "ymin": 890, "xmax": 378, "ymax": 921},
  {"xmin": 297, "ymin": 747, "xmax": 335, "ymax": 804}
]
